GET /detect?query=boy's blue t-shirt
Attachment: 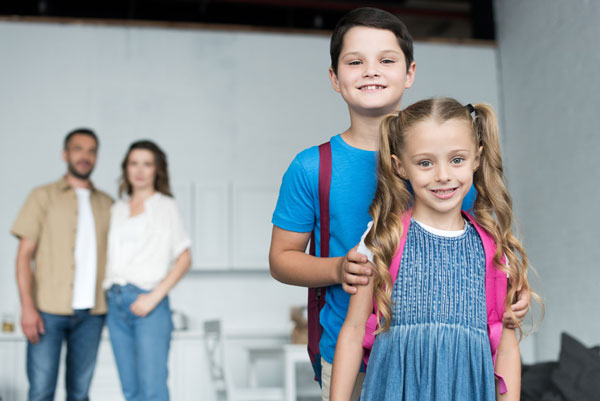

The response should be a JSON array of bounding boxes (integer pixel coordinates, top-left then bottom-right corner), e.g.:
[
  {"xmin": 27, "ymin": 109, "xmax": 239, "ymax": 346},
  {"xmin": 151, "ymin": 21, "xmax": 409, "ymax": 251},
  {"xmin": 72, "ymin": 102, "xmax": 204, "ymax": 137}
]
[{"xmin": 272, "ymin": 134, "xmax": 477, "ymax": 364}]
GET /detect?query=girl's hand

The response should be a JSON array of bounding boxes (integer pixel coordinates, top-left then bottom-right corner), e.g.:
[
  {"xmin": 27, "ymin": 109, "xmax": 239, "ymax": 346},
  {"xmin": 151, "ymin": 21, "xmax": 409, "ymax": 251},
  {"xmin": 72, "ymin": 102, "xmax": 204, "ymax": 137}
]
[
  {"xmin": 503, "ymin": 288, "xmax": 531, "ymax": 329},
  {"xmin": 130, "ymin": 292, "xmax": 162, "ymax": 317}
]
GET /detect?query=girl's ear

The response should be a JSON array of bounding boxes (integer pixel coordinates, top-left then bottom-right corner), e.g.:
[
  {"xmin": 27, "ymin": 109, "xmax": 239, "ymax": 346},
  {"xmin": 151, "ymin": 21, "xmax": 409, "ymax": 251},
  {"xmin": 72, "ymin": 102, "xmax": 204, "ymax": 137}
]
[
  {"xmin": 391, "ymin": 154, "xmax": 407, "ymax": 179},
  {"xmin": 474, "ymin": 146, "xmax": 483, "ymax": 171}
]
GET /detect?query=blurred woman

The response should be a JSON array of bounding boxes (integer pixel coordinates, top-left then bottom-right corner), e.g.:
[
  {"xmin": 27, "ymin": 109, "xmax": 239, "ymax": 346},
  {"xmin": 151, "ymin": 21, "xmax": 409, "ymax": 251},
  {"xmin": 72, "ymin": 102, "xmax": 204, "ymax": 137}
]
[{"xmin": 104, "ymin": 140, "xmax": 191, "ymax": 401}]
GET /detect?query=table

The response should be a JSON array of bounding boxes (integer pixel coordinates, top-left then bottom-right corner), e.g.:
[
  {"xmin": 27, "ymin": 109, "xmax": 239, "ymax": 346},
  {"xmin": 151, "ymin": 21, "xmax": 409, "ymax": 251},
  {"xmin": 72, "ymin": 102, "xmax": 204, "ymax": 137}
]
[{"xmin": 246, "ymin": 343, "xmax": 320, "ymax": 401}]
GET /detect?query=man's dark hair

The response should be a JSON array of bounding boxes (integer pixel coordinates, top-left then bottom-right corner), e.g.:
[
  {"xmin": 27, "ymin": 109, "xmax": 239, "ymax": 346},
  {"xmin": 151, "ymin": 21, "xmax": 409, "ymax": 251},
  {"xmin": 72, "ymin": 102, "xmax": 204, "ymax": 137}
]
[
  {"xmin": 330, "ymin": 7, "xmax": 414, "ymax": 74},
  {"xmin": 64, "ymin": 128, "xmax": 98, "ymax": 149}
]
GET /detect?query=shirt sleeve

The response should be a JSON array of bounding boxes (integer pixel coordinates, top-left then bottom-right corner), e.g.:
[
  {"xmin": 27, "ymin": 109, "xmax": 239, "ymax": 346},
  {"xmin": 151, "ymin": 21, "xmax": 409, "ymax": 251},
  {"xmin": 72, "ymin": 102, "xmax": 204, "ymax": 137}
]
[
  {"xmin": 271, "ymin": 152, "xmax": 317, "ymax": 233},
  {"xmin": 10, "ymin": 188, "xmax": 47, "ymax": 244},
  {"xmin": 356, "ymin": 221, "xmax": 375, "ymax": 264},
  {"xmin": 169, "ymin": 200, "xmax": 192, "ymax": 261}
]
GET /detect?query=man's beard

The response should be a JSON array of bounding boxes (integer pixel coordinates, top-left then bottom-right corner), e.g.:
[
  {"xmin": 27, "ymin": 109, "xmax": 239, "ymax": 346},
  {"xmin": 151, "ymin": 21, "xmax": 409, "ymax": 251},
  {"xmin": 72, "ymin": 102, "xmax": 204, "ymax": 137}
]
[{"xmin": 67, "ymin": 161, "xmax": 93, "ymax": 180}]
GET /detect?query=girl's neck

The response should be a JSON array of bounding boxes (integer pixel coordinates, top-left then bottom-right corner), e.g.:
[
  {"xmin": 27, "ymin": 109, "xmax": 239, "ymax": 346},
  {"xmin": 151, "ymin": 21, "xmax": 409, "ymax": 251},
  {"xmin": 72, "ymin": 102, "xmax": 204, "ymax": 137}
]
[
  {"xmin": 412, "ymin": 204, "xmax": 465, "ymax": 231},
  {"xmin": 341, "ymin": 114, "xmax": 385, "ymax": 151}
]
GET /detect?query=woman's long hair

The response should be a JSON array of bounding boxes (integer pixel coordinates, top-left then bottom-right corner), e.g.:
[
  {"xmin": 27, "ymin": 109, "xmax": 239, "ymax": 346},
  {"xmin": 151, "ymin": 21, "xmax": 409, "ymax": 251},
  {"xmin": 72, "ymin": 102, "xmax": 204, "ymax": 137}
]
[
  {"xmin": 365, "ymin": 97, "xmax": 541, "ymax": 333},
  {"xmin": 118, "ymin": 140, "xmax": 173, "ymax": 197}
]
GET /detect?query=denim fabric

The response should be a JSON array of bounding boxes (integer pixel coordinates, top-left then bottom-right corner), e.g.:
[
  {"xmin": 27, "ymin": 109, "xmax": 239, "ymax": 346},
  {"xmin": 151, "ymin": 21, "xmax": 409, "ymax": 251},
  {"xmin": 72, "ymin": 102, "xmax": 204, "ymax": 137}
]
[
  {"xmin": 360, "ymin": 221, "xmax": 496, "ymax": 401},
  {"xmin": 106, "ymin": 284, "xmax": 173, "ymax": 401},
  {"xmin": 26, "ymin": 309, "xmax": 105, "ymax": 401}
]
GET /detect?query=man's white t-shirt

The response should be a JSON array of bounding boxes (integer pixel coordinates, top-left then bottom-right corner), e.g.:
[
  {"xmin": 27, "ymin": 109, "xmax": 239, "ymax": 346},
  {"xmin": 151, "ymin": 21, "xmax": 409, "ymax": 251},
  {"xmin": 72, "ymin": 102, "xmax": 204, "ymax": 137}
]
[{"xmin": 72, "ymin": 187, "xmax": 97, "ymax": 309}]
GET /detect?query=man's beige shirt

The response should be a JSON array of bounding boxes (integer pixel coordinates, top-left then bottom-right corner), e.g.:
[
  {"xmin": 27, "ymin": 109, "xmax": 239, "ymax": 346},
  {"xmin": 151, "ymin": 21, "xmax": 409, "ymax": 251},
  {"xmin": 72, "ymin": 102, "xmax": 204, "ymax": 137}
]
[{"xmin": 11, "ymin": 176, "xmax": 113, "ymax": 315}]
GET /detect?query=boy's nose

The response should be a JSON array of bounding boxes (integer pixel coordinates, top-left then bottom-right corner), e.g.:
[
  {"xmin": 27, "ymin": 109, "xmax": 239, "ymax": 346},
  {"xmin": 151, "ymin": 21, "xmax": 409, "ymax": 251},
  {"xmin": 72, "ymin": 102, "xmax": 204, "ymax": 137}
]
[{"xmin": 363, "ymin": 62, "xmax": 380, "ymax": 77}]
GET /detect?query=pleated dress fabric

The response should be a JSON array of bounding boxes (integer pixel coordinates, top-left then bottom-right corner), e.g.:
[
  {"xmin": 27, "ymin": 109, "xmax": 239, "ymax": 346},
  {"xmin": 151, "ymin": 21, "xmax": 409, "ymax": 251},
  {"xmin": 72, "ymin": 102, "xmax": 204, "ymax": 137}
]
[{"xmin": 359, "ymin": 220, "xmax": 496, "ymax": 401}]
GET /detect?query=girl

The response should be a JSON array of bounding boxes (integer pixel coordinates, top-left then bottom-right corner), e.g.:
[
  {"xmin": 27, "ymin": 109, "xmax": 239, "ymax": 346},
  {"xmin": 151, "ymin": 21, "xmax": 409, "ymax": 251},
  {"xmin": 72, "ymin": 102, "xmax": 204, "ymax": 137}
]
[
  {"xmin": 104, "ymin": 140, "xmax": 191, "ymax": 401},
  {"xmin": 331, "ymin": 98, "xmax": 536, "ymax": 401}
]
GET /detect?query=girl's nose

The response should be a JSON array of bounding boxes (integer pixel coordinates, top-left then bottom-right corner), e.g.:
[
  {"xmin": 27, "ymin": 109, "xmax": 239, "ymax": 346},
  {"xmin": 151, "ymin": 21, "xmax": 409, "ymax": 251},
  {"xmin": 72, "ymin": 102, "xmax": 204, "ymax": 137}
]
[{"xmin": 435, "ymin": 165, "xmax": 450, "ymax": 182}]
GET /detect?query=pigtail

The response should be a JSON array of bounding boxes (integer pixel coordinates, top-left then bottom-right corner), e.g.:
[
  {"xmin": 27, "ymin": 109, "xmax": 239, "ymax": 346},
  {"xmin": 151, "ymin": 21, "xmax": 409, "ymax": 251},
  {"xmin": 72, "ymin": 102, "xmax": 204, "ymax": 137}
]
[
  {"xmin": 365, "ymin": 113, "xmax": 412, "ymax": 333},
  {"xmin": 471, "ymin": 103, "xmax": 542, "ymax": 333}
]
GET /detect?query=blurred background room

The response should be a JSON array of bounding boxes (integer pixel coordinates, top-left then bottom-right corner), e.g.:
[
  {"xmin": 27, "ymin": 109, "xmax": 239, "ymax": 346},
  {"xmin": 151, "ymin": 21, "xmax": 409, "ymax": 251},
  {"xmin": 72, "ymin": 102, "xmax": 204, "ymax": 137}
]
[{"xmin": 0, "ymin": 0, "xmax": 599, "ymax": 400}]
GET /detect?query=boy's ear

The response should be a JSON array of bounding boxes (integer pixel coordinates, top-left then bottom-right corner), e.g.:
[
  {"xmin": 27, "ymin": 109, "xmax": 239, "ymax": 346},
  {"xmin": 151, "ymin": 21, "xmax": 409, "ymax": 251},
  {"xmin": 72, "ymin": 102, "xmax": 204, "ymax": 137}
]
[
  {"xmin": 62, "ymin": 149, "xmax": 67, "ymax": 163},
  {"xmin": 391, "ymin": 155, "xmax": 407, "ymax": 179},
  {"xmin": 474, "ymin": 146, "xmax": 483, "ymax": 171},
  {"xmin": 329, "ymin": 67, "xmax": 341, "ymax": 93},
  {"xmin": 405, "ymin": 61, "xmax": 416, "ymax": 89}
]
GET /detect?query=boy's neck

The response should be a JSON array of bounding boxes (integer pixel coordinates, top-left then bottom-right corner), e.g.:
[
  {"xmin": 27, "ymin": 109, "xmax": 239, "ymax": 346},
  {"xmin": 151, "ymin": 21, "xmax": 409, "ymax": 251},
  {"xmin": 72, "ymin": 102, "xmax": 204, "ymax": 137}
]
[{"xmin": 341, "ymin": 114, "xmax": 386, "ymax": 151}]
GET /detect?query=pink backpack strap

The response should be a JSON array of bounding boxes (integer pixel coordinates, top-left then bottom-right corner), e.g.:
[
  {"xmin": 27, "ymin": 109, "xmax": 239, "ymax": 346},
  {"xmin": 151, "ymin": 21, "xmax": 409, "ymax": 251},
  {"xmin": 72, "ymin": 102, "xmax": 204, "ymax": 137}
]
[
  {"xmin": 362, "ymin": 209, "xmax": 412, "ymax": 367},
  {"xmin": 463, "ymin": 212, "xmax": 508, "ymax": 394}
]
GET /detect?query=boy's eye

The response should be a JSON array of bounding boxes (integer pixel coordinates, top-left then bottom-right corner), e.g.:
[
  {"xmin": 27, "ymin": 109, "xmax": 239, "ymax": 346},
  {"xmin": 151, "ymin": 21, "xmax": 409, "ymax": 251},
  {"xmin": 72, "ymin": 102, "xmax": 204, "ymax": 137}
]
[
  {"xmin": 381, "ymin": 59, "xmax": 395, "ymax": 64},
  {"xmin": 451, "ymin": 157, "xmax": 464, "ymax": 165},
  {"xmin": 418, "ymin": 160, "xmax": 432, "ymax": 167},
  {"xmin": 348, "ymin": 60, "xmax": 362, "ymax": 65}
]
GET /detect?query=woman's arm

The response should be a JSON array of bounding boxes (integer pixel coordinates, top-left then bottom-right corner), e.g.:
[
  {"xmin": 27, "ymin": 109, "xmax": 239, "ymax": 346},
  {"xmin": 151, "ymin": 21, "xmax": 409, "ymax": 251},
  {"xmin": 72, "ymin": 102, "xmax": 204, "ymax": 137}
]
[
  {"xmin": 330, "ymin": 266, "xmax": 375, "ymax": 401},
  {"xmin": 495, "ymin": 326, "xmax": 521, "ymax": 401},
  {"xmin": 130, "ymin": 248, "xmax": 191, "ymax": 317}
]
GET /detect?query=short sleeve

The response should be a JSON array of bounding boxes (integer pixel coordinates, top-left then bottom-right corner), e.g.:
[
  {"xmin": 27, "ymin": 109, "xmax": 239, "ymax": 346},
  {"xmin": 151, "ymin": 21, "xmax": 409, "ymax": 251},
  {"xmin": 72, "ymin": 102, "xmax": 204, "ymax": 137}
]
[
  {"xmin": 272, "ymin": 152, "xmax": 317, "ymax": 233},
  {"xmin": 10, "ymin": 188, "xmax": 47, "ymax": 244},
  {"xmin": 169, "ymin": 200, "xmax": 191, "ymax": 260},
  {"xmin": 356, "ymin": 221, "xmax": 375, "ymax": 264}
]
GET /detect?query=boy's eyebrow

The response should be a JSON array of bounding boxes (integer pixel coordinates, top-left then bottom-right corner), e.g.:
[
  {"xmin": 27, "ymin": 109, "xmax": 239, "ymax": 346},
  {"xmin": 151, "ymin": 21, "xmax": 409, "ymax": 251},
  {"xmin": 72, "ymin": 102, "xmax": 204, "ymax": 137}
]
[{"xmin": 341, "ymin": 49, "xmax": 403, "ymax": 58}]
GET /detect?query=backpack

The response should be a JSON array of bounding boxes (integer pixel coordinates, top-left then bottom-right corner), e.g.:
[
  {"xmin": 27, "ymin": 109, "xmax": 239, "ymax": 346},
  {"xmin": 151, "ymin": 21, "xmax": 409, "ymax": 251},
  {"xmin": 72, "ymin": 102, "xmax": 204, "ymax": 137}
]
[
  {"xmin": 361, "ymin": 208, "xmax": 509, "ymax": 394},
  {"xmin": 307, "ymin": 141, "xmax": 332, "ymax": 384}
]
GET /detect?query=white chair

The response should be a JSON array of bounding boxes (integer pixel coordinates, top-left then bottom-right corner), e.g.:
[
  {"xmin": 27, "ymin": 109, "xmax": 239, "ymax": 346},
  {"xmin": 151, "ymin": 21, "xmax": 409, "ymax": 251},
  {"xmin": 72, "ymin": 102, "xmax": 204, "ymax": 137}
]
[{"xmin": 203, "ymin": 320, "xmax": 284, "ymax": 401}]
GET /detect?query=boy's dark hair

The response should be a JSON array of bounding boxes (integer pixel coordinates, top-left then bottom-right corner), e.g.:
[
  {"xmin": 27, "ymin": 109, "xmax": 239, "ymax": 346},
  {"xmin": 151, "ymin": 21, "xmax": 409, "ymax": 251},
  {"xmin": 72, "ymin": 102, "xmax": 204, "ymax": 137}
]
[
  {"xmin": 330, "ymin": 7, "xmax": 414, "ymax": 74},
  {"xmin": 64, "ymin": 128, "xmax": 98, "ymax": 149}
]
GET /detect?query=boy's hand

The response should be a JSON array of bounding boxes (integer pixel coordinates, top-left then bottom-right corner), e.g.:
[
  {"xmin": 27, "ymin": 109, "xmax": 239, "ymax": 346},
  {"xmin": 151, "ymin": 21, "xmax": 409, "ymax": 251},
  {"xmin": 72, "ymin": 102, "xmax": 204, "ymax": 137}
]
[
  {"xmin": 503, "ymin": 288, "xmax": 531, "ymax": 329},
  {"xmin": 339, "ymin": 247, "xmax": 372, "ymax": 295}
]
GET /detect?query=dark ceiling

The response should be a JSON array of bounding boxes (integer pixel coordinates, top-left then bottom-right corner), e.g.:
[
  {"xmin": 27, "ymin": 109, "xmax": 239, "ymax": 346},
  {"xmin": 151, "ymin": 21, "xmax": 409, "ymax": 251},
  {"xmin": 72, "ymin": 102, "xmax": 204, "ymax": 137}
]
[{"xmin": 0, "ymin": 0, "xmax": 495, "ymax": 40}]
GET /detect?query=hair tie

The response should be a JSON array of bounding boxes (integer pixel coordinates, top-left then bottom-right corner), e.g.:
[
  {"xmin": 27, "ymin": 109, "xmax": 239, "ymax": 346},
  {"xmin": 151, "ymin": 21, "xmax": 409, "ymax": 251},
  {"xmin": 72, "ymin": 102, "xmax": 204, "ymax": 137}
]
[{"xmin": 465, "ymin": 103, "xmax": 475, "ymax": 116}]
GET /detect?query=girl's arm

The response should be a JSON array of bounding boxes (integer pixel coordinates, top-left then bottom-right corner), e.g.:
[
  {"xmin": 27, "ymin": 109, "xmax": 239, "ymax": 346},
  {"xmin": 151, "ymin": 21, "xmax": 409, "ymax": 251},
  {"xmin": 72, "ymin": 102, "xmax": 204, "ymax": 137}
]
[
  {"xmin": 495, "ymin": 326, "xmax": 521, "ymax": 401},
  {"xmin": 330, "ymin": 267, "xmax": 375, "ymax": 401},
  {"xmin": 130, "ymin": 248, "xmax": 191, "ymax": 317}
]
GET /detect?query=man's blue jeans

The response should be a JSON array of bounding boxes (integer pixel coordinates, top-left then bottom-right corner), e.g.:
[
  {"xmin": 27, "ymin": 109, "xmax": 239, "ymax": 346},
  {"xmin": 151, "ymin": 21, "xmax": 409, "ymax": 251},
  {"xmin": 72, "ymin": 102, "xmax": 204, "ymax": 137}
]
[
  {"xmin": 27, "ymin": 309, "xmax": 105, "ymax": 401},
  {"xmin": 106, "ymin": 284, "xmax": 173, "ymax": 401}
]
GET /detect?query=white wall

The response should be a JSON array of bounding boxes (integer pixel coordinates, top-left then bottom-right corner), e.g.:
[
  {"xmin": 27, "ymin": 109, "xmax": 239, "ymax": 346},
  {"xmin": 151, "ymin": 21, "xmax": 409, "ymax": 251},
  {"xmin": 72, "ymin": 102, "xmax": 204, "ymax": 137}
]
[
  {"xmin": 495, "ymin": 0, "xmax": 600, "ymax": 361},
  {"xmin": 0, "ymin": 19, "xmax": 503, "ymax": 390}
]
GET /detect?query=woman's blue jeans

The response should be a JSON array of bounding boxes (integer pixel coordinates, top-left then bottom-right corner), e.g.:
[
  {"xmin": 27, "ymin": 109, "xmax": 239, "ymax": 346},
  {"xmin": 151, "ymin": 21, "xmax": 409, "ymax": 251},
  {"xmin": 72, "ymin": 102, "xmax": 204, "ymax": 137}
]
[
  {"xmin": 106, "ymin": 284, "xmax": 173, "ymax": 401},
  {"xmin": 27, "ymin": 309, "xmax": 105, "ymax": 401}
]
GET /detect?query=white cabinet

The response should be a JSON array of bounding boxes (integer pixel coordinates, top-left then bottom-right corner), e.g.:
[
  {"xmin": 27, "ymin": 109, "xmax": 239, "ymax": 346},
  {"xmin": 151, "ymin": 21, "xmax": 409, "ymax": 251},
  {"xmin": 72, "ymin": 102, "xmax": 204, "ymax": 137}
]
[
  {"xmin": 173, "ymin": 181, "xmax": 279, "ymax": 272},
  {"xmin": 0, "ymin": 336, "xmax": 27, "ymax": 401},
  {"xmin": 0, "ymin": 331, "xmax": 211, "ymax": 401}
]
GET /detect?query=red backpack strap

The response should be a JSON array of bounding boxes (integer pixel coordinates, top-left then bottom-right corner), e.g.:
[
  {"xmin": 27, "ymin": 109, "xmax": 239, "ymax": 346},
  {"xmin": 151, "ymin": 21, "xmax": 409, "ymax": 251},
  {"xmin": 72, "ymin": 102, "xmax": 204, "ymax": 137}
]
[
  {"xmin": 307, "ymin": 141, "xmax": 332, "ymax": 383},
  {"xmin": 362, "ymin": 208, "xmax": 413, "ymax": 367},
  {"xmin": 318, "ymin": 141, "xmax": 332, "ymax": 258},
  {"xmin": 463, "ymin": 212, "xmax": 508, "ymax": 394}
]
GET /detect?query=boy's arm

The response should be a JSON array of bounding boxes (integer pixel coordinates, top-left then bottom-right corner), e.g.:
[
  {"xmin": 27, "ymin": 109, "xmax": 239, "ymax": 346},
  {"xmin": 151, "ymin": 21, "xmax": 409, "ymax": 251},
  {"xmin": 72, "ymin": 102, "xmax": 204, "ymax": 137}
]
[
  {"xmin": 269, "ymin": 226, "xmax": 370, "ymax": 288},
  {"xmin": 504, "ymin": 288, "xmax": 531, "ymax": 329},
  {"xmin": 495, "ymin": 326, "xmax": 521, "ymax": 401},
  {"xmin": 330, "ymin": 273, "xmax": 374, "ymax": 401}
]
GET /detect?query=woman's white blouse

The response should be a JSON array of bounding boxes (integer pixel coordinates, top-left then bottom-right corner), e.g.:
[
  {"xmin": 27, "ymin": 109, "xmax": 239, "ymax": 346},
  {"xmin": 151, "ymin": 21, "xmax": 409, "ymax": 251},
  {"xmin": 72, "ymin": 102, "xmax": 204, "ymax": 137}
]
[{"xmin": 103, "ymin": 192, "xmax": 191, "ymax": 291}]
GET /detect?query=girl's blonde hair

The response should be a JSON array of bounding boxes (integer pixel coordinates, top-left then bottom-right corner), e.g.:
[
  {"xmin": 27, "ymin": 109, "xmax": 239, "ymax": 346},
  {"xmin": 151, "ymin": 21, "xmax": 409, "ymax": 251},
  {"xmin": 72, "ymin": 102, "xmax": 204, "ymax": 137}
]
[{"xmin": 365, "ymin": 97, "xmax": 541, "ymax": 333}]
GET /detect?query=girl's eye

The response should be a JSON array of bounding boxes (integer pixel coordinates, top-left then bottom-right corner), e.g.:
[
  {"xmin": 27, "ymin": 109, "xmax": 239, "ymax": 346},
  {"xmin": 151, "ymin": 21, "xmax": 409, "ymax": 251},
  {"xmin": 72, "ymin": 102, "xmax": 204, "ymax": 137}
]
[
  {"xmin": 418, "ymin": 161, "xmax": 432, "ymax": 167},
  {"xmin": 451, "ymin": 157, "xmax": 464, "ymax": 165}
]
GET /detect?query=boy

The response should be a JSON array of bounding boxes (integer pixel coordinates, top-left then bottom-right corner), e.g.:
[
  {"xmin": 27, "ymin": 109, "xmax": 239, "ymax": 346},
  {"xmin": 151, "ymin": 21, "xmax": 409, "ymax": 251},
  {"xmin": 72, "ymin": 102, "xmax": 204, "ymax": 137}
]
[{"xmin": 270, "ymin": 8, "xmax": 529, "ymax": 401}]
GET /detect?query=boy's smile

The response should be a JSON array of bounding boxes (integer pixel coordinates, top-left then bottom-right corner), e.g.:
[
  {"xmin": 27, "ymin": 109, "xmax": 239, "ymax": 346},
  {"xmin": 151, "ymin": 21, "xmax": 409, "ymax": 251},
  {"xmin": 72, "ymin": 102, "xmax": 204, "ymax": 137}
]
[{"xmin": 329, "ymin": 26, "xmax": 415, "ymax": 118}]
